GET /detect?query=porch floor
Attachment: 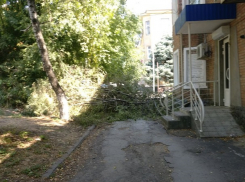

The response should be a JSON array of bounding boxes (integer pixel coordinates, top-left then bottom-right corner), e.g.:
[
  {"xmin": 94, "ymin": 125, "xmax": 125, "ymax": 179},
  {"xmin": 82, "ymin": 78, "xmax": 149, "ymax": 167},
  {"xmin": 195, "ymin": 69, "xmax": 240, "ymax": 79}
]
[{"xmin": 188, "ymin": 106, "xmax": 244, "ymax": 138}]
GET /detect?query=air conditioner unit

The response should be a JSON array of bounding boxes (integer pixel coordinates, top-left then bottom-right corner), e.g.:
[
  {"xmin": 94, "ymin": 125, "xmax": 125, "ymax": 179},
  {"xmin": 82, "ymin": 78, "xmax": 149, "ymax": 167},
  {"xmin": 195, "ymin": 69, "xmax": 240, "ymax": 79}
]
[
  {"xmin": 212, "ymin": 26, "xmax": 230, "ymax": 40},
  {"xmin": 197, "ymin": 43, "xmax": 207, "ymax": 60}
]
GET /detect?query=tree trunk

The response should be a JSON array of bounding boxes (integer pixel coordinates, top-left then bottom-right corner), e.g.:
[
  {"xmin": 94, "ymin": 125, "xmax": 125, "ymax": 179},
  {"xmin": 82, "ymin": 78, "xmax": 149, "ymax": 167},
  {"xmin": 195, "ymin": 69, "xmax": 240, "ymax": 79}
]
[{"xmin": 27, "ymin": 0, "xmax": 69, "ymax": 121}]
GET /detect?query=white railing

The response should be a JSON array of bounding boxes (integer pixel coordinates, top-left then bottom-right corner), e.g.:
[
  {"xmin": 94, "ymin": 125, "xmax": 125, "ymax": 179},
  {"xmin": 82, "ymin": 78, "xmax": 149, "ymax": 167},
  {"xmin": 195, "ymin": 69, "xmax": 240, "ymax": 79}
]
[
  {"xmin": 157, "ymin": 80, "xmax": 218, "ymax": 132},
  {"xmin": 190, "ymin": 82, "xmax": 205, "ymax": 132}
]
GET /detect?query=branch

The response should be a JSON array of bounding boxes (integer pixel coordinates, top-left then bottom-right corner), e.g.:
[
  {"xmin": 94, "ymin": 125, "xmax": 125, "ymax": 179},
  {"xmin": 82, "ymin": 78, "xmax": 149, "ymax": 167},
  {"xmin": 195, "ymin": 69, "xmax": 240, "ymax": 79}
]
[
  {"xmin": 20, "ymin": 20, "xmax": 52, "ymax": 32},
  {"xmin": 21, "ymin": 24, "xmax": 32, "ymax": 32},
  {"xmin": 40, "ymin": 20, "xmax": 52, "ymax": 25}
]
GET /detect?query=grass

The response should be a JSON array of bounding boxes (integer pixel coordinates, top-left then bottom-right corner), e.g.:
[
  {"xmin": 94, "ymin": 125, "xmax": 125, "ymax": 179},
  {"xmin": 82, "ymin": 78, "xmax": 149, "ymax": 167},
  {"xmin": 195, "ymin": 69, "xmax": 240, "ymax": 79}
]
[
  {"xmin": 21, "ymin": 164, "xmax": 45, "ymax": 177},
  {"xmin": 0, "ymin": 109, "xmax": 4, "ymax": 115}
]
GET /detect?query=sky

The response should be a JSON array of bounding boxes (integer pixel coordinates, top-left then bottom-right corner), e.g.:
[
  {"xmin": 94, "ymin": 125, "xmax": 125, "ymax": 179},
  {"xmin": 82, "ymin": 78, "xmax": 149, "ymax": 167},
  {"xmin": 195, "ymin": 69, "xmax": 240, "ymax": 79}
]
[{"xmin": 126, "ymin": 0, "xmax": 172, "ymax": 15}]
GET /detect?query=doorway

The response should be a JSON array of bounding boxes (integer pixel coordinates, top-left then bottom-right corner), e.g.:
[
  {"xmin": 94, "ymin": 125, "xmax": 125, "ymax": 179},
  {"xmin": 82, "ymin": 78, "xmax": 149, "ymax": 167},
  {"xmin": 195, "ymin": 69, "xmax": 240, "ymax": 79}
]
[{"xmin": 219, "ymin": 37, "xmax": 230, "ymax": 107}]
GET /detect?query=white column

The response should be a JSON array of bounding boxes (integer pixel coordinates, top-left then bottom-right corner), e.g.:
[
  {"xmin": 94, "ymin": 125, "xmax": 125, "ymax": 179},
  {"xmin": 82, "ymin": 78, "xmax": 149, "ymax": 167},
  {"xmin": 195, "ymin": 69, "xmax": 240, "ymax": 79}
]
[
  {"xmin": 188, "ymin": 23, "xmax": 192, "ymax": 82},
  {"xmin": 188, "ymin": 23, "xmax": 193, "ymax": 111},
  {"xmin": 180, "ymin": 33, "xmax": 183, "ymax": 82}
]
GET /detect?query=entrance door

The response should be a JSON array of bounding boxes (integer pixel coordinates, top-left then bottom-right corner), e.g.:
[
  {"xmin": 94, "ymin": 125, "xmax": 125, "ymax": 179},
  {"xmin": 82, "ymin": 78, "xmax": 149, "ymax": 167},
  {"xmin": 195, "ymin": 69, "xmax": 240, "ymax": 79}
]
[{"xmin": 223, "ymin": 38, "xmax": 230, "ymax": 106}]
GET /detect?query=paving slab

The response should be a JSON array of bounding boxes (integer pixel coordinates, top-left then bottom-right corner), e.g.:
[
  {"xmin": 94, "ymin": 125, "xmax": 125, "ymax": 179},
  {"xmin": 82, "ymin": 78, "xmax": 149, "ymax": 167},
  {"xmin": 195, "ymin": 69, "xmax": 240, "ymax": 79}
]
[{"xmin": 191, "ymin": 106, "xmax": 245, "ymax": 137}]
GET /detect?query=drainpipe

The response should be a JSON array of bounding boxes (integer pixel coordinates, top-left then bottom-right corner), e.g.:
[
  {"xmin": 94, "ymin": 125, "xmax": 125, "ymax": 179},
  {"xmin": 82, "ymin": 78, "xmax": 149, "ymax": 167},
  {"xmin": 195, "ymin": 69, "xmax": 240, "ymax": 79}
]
[{"xmin": 188, "ymin": 23, "xmax": 193, "ymax": 111}]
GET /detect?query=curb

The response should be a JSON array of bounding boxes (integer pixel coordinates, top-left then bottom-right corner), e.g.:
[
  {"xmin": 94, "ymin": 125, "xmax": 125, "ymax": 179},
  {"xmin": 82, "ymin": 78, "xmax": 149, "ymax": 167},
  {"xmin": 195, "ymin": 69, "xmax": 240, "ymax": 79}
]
[{"xmin": 42, "ymin": 125, "xmax": 95, "ymax": 179}]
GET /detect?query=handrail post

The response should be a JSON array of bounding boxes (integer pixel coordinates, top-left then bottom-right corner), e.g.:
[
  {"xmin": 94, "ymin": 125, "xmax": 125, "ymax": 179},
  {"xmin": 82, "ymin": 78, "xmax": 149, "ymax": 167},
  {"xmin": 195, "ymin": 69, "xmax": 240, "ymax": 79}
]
[
  {"xmin": 190, "ymin": 82, "xmax": 193, "ymax": 111},
  {"xmin": 214, "ymin": 81, "xmax": 216, "ymax": 106},
  {"xmin": 198, "ymin": 83, "xmax": 200, "ymax": 96},
  {"xmin": 200, "ymin": 119, "xmax": 203, "ymax": 132},
  {"xmin": 166, "ymin": 95, "xmax": 169, "ymax": 116},
  {"xmin": 195, "ymin": 95, "xmax": 197, "ymax": 120},
  {"xmin": 172, "ymin": 92, "xmax": 174, "ymax": 120},
  {"xmin": 182, "ymin": 87, "xmax": 184, "ymax": 108}
]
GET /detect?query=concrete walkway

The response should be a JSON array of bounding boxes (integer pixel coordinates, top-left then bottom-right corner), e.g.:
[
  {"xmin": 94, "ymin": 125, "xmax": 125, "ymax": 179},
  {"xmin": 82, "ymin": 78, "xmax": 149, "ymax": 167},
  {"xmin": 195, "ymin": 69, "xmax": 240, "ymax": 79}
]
[
  {"xmin": 70, "ymin": 120, "xmax": 245, "ymax": 182},
  {"xmin": 192, "ymin": 106, "xmax": 244, "ymax": 137}
]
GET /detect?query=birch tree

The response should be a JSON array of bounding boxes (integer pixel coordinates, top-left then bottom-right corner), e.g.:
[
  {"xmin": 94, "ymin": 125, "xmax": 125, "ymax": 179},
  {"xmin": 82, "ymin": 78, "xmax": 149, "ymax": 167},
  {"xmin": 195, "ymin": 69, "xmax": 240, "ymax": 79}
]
[{"xmin": 27, "ymin": 0, "xmax": 69, "ymax": 120}]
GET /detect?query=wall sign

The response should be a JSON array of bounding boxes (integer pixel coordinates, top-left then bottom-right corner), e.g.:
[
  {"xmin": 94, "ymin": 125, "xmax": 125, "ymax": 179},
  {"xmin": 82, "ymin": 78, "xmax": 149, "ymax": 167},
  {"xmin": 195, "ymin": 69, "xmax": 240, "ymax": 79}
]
[{"xmin": 184, "ymin": 47, "xmax": 207, "ymax": 88}]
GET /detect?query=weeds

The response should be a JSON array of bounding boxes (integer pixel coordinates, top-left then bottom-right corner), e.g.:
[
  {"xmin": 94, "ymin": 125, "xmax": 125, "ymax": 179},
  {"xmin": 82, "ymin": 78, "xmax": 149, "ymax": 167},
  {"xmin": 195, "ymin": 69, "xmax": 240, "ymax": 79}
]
[
  {"xmin": 5, "ymin": 158, "xmax": 20, "ymax": 167},
  {"xmin": 21, "ymin": 164, "xmax": 44, "ymax": 177}
]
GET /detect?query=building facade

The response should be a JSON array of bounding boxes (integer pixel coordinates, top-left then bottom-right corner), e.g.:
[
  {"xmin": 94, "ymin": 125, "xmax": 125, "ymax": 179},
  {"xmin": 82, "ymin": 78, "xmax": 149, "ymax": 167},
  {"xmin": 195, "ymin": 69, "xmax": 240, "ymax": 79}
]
[
  {"xmin": 172, "ymin": 0, "xmax": 245, "ymax": 107},
  {"xmin": 139, "ymin": 9, "xmax": 172, "ymax": 64}
]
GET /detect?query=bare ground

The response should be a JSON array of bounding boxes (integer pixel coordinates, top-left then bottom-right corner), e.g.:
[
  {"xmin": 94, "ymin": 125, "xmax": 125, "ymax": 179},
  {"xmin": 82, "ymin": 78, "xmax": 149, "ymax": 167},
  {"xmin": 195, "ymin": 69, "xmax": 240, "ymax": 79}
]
[{"xmin": 0, "ymin": 109, "xmax": 87, "ymax": 182}]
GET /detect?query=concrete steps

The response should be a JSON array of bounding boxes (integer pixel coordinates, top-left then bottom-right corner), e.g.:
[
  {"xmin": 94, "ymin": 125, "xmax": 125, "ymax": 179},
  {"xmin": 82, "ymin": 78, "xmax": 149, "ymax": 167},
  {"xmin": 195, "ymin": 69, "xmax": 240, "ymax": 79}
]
[
  {"xmin": 162, "ymin": 111, "xmax": 192, "ymax": 129},
  {"xmin": 161, "ymin": 106, "xmax": 244, "ymax": 138}
]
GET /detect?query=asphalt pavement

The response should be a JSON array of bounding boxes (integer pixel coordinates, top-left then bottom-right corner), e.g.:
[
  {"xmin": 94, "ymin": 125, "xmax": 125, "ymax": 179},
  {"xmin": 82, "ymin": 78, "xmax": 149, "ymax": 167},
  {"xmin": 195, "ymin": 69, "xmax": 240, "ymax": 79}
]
[{"xmin": 69, "ymin": 120, "xmax": 245, "ymax": 182}]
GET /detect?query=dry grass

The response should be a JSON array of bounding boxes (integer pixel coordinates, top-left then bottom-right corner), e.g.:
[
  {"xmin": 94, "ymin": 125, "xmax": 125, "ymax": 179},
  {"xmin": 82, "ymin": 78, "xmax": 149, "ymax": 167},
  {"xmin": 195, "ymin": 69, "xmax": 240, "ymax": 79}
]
[{"xmin": 0, "ymin": 110, "xmax": 85, "ymax": 182}]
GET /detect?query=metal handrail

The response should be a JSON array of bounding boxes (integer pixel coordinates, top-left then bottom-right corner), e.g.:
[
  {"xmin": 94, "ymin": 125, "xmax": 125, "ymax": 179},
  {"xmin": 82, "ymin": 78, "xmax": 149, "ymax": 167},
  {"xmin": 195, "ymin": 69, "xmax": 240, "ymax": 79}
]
[
  {"xmin": 154, "ymin": 80, "xmax": 219, "ymax": 132},
  {"xmin": 160, "ymin": 81, "xmax": 217, "ymax": 132},
  {"xmin": 189, "ymin": 82, "xmax": 205, "ymax": 132}
]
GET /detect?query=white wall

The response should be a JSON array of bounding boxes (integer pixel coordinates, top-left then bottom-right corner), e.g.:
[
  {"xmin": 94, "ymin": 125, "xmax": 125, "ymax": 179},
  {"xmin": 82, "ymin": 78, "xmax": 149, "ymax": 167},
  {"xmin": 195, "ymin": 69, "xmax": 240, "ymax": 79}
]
[{"xmin": 150, "ymin": 13, "xmax": 172, "ymax": 51}]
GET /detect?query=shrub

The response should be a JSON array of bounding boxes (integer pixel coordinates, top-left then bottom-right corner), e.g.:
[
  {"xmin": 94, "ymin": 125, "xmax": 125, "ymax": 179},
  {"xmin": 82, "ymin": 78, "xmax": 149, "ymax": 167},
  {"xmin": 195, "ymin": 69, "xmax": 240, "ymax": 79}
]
[
  {"xmin": 25, "ymin": 65, "xmax": 105, "ymax": 117},
  {"xmin": 231, "ymin": 106, "xmax": 245, "ymax": 131}
]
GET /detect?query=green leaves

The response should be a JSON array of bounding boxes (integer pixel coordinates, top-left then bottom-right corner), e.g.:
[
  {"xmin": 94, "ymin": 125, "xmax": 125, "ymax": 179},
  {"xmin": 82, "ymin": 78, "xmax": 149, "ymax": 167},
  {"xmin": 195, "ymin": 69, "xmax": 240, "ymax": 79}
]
[
  {"xmin": 0, "ymin": 0, "xmax": 142, "ymax": 107},
  {"xmin": 154, "ymin": 35, "xmax": 173, "ymax": 64},
  {"xmin": 144, "ymin": 35, "xmax": 174, "ymax": 85}
]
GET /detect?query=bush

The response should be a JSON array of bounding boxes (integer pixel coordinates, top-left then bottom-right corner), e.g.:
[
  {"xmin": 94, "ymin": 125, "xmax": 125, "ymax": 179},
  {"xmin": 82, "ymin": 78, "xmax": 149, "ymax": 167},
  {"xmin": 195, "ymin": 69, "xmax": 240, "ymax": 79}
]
[
  {"xmin": 25, "ymin": 65, "xmax": 105, "ymax": 117},
  {"xmin": 0, "ymin": 80, "xmax": 32, "ymax": 108},
  {"xmin": 231, "ymin": 106, "xmax": 245, "ymax": 131}
]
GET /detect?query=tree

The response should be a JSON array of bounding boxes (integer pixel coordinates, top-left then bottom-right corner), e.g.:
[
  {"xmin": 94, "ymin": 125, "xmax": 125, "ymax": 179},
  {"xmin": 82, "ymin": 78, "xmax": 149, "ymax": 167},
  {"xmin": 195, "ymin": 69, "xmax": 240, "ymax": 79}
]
[
  {"xmin": 154, "ymin": 35, "xmax": 173, "ymax": 65},
  {"xmin": 0, "ymin": 0, "xmax": 142, "ymax": 116},
  {"xmin": 144, "ymin": 35, "xmax": 173, "ymax": 85},
  {"xmin": 154, "ymin": 35, "xmax": 173, "ymax": 84},
  {"xmin": 27, "ymin": 0, "xmax": 69, "ymax": 120}
]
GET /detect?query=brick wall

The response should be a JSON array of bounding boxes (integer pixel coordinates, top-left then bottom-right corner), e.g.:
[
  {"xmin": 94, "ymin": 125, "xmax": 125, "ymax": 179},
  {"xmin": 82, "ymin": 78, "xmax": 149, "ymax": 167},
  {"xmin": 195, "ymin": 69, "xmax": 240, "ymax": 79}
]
[
  {"xmin": 231, "ymin": 4, "xmax": 245, "ymax": 105},
  {"xmin": 173, "ymin": 1, "xmax": 245, "ymax": 106}
]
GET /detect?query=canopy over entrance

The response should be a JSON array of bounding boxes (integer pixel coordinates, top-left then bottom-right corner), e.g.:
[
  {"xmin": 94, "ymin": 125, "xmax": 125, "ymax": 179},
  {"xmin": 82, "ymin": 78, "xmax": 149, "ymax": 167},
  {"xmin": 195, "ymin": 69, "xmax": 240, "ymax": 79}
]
[{"xmin": 175, "ymin": 3, "xmax": 236, "ymax": 35}]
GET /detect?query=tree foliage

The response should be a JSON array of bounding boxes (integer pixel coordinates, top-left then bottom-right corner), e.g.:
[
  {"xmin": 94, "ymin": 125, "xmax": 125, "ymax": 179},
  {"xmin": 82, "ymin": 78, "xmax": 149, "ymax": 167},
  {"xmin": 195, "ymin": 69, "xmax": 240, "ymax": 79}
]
[
  {"xmin": 0, "ymin": 0, "xmax": 142, "ymax": 108},
  {"xmin": 154, "ymin": 35, "xmax": 173, "ymax": 65},
  {"xmin": 144, "ymin": 35, "xmax": 173, "ymax": 85}
]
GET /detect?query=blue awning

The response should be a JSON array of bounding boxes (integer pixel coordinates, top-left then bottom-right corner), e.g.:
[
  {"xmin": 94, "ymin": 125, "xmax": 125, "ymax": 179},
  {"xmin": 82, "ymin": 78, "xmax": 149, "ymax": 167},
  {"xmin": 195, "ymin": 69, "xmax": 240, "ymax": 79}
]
[{"xmin": 175, "ymin": 3, "xmax": 236, "ymax": 35}]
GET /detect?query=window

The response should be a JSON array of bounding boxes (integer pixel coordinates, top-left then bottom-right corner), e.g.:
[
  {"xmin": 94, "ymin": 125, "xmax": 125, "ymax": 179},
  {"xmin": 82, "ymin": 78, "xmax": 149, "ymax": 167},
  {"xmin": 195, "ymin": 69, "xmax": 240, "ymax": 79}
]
[
  {"xmin": 189, "ymin": 0, "xmax": 201, "ymax": 4},
  {"xmin": 145, "ymin": 21, "xmax": 150, "ymax": 35},
  {"xmin": 147, "ymin": 46, "xmax": 151, "ymax": 59},
  {"xmin": 182, "ymin": 0, "xmax": 205, "ymax": 9}
]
